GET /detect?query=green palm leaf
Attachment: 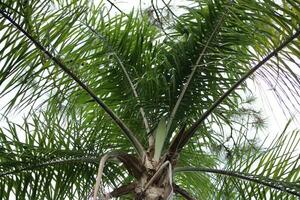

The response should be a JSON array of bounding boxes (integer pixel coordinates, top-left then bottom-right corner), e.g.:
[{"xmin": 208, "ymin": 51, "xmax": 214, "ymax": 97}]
[{"xmin": 0, "ymin": 0, "xmax": 299, "ymax": 199}]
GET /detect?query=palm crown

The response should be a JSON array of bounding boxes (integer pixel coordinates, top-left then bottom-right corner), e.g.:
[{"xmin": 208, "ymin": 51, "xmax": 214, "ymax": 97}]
[{"xmin": 0, "ymin": 0, "xmax": 299, "ymax": 199}]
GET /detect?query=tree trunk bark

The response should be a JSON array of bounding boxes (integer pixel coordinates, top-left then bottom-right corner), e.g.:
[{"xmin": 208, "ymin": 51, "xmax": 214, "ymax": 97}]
[
  {"xmin": 134, "ymin": 185, "xmax": 173, "ymax": 200},
  {"xmin": 134, "ymin": 169, "xmax": 173, "ymax": 200}
]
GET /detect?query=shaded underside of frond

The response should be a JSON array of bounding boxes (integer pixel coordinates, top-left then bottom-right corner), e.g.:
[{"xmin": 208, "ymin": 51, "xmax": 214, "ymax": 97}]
[
  {"xmin": 0, "ymin": 110, "xmax": 136, "ymax": 199},
  {"xmin": 174, "ymin": 126, "xmax": 300, "ymax": 199}
]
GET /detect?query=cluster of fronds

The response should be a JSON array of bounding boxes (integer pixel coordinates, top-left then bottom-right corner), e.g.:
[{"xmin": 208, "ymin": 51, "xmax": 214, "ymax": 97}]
[{"xmin": 0, "ymin": 0, "xmax": 299, "ymax": 199}]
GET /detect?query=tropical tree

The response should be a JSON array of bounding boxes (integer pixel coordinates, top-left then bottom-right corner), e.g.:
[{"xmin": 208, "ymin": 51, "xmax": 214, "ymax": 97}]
[{"xmin": 0, "ymin": 0, "xmax": 299, "ymax": 199}]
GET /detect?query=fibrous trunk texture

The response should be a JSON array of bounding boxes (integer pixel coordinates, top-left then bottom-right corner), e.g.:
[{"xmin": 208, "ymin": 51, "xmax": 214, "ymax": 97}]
[
  {"xmin": 134, "ymin": 156, "xmax": 173, "ymax": 200},
  {"xmin": 134, "ymin": 174, "xmax": 173, "ymax": 200}
]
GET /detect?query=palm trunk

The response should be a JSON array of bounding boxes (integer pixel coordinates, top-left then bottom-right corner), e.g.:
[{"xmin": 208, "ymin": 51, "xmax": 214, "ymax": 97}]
[
  {"xmin": 133, "ymin": 157, "xmax": 173, "ymax": 200},
  {"xmin": 134, "ymin": 173, "xmax": 173, "ymax": 200}
]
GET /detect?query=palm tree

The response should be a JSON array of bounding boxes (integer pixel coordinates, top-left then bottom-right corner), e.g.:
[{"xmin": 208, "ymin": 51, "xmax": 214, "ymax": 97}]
[{"xmin": 0, "ymin": 0, "xmax": 299, "ymax": 199}]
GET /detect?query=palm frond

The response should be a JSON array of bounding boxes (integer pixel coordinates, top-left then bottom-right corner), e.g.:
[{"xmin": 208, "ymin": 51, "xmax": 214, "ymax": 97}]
[
  {"xmin": 0, "ymin": 1, "xmax": 145, "ymax": 156},
  {"xmin": 174, "ymin": 27, "xmax": 300, "ymax": 152},
  {"xmin": 175, "ymin": 123, "xmax": 300, "ymax": 199},
  {"xmin": 0, "ymin": 109, "xmax": 136, "ymax": 199},
  {"xmin": 0, "ymin": 0, "xmax": 300, "ymax": 199}
]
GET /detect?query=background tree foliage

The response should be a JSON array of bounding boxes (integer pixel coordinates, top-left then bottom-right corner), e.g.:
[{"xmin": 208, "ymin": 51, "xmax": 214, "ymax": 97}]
[{"xmin": 0, "ymin": 0, "xmax": 299, "ymax": 199}]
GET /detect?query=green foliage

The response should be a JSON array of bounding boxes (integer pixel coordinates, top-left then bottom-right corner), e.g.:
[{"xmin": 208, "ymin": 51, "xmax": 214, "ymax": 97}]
[
  {"xmin": 175, "ymin": 122, "xmax": 300, "ymax": 199},
  {"xmin": 0, "ymin": 0, "xmax": 299, "ymax": 199},
  {"xmin": 154, "ymin": 117, "xmax": 167, "ymax": 161}
]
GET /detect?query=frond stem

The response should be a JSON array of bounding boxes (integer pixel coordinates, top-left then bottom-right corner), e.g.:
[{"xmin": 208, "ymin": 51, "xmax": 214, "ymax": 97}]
[
  {"xmin": 84, "ymin": 24, "xmax": 151, "ymax": 134},
  {"xmin": 176, "ymin": 27, "xmax": 300, "ymax": 151},
  {"xmin": 173, "ymin": 184, "xmax": 196, "ymax": 200},
  {"xmin": 174, "ymin": 167, "xmax": 300, "ymax": 196},
  {"xmin": 94, "ymin": 153, "xmax": 113, "ymax": 200},
  {"xmin": 105, "ymin": 182, "xmax": 136, "ymax": 198},
  {"xmin": 105, "ymin": 0, "xmax": 126, "ymax": 15},
  {"xmin": 93, "ymin": 152, "xmax": 143, "ymax": 200},
  {"xmin": 0, "ymin": 156, "xmax": 99, "ymax": 177},
  {"xmin": 166, "ymin": 6, "xmax": 230, "ymax": 135},
  {"xmin": 143, "ymin": 161, "xmax": 171, "ymax": 191},
  {"xmin": 0, "ymin": 9, "xmax": 146, "ymax": 157}
]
